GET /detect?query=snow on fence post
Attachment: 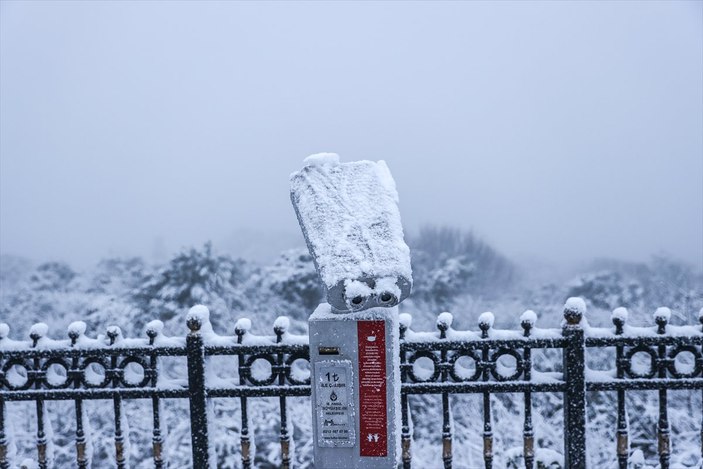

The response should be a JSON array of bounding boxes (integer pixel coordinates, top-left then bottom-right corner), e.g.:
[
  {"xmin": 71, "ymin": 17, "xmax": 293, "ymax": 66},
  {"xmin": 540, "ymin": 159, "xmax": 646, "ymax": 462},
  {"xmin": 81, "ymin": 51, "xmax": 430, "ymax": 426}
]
[
  {"xmin": 68, "ymin": 322, "xmax": 91, "ymax": 469},
  {"xmin": 0, "ymin": 395, "xmax": 8, "ymax": 469},
  {"xmin": 562, "ymin": 298, "xmax": 587, "ymax": 469},
  {"xmin": 29, "ymin": 324, "xmax": 53, "ymax": 469},
  {"xmin": 234, "ymin": 318, "xmax": 253, "ymax": 469},
  {"xmin": 0, "ymin": 323, "xmax": 13, "ymax": 469},
  {"xmin": 520, "ymin": 310, "xmax": 536, "ymax": 469},
  {"xmin": 654, "ymin": 308, "xmax": 671, "ymax": 469},
  {"xmin": 612, "ymin": 308, "xmax": 629, "ymax": 469},
  {"xmin": 274, "ymin": 317, "xmax": 292, "ymax": 469},
  {"xmin": 478, "ymin": 312, "xmax": 495, "ymax": 469},
  {"xmin": 107, "ymin": 326, "xmax": 128, "ymax": 469},
  {"xmin": 437, "ymin": 312, "xmax": 454, "ymax": 469},
  {"xmin": 145, "ymin": 321, "xmax": 165, "ymax": 469},
  {"xmin": 185, "ymin": 307, "xmax": 211, "ymax": 469},
  {"xmin": 398, "ymin": 313, "xmax": 412, "ymax": 469}
]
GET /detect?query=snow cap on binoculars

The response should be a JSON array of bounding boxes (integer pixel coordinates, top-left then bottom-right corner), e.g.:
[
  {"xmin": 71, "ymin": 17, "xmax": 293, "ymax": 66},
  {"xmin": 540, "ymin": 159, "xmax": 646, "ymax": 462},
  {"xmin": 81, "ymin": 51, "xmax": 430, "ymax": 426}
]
[{"xmin": 290, "ymin": 153, "xmax": 413, "ymax": 313}]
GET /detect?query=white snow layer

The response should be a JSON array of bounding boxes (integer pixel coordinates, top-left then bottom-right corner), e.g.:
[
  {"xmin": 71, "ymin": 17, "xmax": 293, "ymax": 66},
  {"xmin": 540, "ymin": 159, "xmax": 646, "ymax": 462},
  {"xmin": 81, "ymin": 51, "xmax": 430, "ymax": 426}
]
[
  {"xmin": 611, "ymin": 307, "xmax": 629, "ymax": 323},
  {"xmin": 436, "ymin": 311, "xmax": 454, "ymax": 329},
  {"xmin": 398, "ymin": 312, "xmax": 412, "ymax": 330},
  {"xmin": 29, "ymin": 322, "xmax": 49, "ymax": 338},
  {"xmin": 654, "ymin": 306, "xmax": 671, "ymax": 321},
  {"xmin": 68, "ymin": 321, "xmax": 87, "ymax": 337},
  {"xmin": 564, "ymin": 297, "xmax": 587, "ymax": 315},
  {"xmin": 520, "ymin": 310, "xmax": 537, "ymax": 326},
  {"xmin": 187, "ymin": 304, "xmax": 215, "ymax": 335},
  {"xmin": 302, "ymin": 152, "xmax": 340, "ymax": 166},
  {"xmin": 478, "ymin": 312, "xmax": 495, "ymax": 328},
  {"xmin": 343, "ymin": 279, "xmax": 373, "ymax": 299}
]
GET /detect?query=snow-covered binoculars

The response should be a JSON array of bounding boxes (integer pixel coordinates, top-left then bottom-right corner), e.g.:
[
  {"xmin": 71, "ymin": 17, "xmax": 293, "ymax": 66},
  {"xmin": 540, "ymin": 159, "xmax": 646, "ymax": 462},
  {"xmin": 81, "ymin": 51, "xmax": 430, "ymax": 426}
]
[{"xmin": 290, "ymin": 154, "xmax": 412, "ymax": 313}]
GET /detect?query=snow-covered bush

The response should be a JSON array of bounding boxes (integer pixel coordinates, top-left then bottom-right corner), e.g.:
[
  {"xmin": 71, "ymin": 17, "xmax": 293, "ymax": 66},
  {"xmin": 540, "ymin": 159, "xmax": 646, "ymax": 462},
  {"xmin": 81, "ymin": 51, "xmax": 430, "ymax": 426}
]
[
  {"xmin": 133, "ymin": 242, "xmax": 249, "ymax": 331},
  {"xmin": 245, "ymin": 248, "xmax": 323, "ymax": 321},
  {"xmin": 409, "ymin": 226, "xmax": 516, "ymax": 308}
]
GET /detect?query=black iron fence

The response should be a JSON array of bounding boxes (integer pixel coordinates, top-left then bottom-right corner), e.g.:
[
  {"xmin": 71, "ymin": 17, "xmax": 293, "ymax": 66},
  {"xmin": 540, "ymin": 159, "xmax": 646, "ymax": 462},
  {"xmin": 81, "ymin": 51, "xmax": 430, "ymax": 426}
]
[{"xmin": 1, "ymin": 300, "xmax": 702, "ymax": 468}]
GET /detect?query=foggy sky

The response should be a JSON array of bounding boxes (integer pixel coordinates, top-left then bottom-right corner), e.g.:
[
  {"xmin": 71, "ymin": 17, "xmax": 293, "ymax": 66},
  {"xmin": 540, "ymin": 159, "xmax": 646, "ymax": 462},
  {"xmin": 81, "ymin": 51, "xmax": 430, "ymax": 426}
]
[{"xmin": 1, "ymin": 1, "xmax": 702, "ymax": 269}]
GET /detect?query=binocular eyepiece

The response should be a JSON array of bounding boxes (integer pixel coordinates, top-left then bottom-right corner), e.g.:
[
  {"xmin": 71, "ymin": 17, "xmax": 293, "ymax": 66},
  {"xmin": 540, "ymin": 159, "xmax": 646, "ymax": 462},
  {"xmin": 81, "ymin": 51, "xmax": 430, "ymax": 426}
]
[
  {"xmin": 378, "ymin": 291, "xmax": 398, "ymax": 306},
  {"xmin": 343, "ymin": 279, "xmax": 400, "ymax": 312}
]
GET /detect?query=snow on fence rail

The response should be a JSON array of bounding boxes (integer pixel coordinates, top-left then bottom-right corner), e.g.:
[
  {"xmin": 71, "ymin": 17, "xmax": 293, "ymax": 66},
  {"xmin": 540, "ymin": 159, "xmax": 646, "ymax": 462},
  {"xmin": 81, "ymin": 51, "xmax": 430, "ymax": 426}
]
[{"xmin": 1, "ymin": 302, "xmax": 702, "ymax": 469}]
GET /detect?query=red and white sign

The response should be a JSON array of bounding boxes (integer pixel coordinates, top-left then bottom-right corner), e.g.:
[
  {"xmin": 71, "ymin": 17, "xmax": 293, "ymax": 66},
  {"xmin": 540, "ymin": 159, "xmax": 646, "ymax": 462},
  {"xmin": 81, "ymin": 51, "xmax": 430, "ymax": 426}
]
[{"xmin": 357, "ymin": 320, "xmax": 387, "ymax": 457}]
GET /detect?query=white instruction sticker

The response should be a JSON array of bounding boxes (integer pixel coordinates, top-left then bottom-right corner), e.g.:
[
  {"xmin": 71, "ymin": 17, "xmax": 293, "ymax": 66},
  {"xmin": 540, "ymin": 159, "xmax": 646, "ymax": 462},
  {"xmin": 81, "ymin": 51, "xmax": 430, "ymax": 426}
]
[{"xmin": 315, "ymin": 360, "xmax": 355, "ymax": 447}]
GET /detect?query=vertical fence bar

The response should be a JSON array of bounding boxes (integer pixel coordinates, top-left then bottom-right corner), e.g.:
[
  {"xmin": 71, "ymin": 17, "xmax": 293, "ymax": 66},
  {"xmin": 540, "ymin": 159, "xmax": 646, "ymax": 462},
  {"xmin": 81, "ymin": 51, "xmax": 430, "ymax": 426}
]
[
  {"xmin": 655, "ymin": 310, "xmax": 670, "ymax": 469},
  {"xmin": 479, "ymin": 315, "xmax": 493, "ymax": 469},
  {"xmin": 186, "ymin": 315, "xmax": 211, "ymax": 469},
  {"xmin": 74, "ymin": 399, "xmax": 88, "ymax": 469},
  {"xmin": 107, "ymin": 328, "xmax": 126, "ymax": 469},
  {"xmin": 613, "ymin": 310, "xmax": 628, "ymax": 469},
  {"xmin": 68, "ymin": 327, "xmax": 89, "ymax": 469},
  {"xmin": 151, "ymin": 397, "xmax": 164, "ymax": 469},
  {"xmin": 235, "ymin": 321, "xmax": 252, "ymax": 469},
  {"xmin": 275, "ymin": 319, "xmax": 291, "ymax": 469},
  {"xmin": 30, "ymin": 329, "xmax": 48, "ymax": 469},
  {"xmin": 521, "ymin": 312, "xmax": 535, "ymax": 469},
  {"xmin": 0, "ymin": 397, "xmax": 8, "ymax": 469},
  {"xmin": 615, "ymin": 371, "xmax": 628, "ymax": 466},
  {"xmin": 240, "ymin": 395, "xmax": 251, "ymax": 469},
  {"xmin": 146, "ymin": 326, "xmax": 164, "ymax": 469},
  {"xmin": 437, "ymin": 314, "xmax": 452, "ymax": 469},
  {"xmin": 113, "ymin": 396, "xmax": 126, "ymax": 469},
  {"xmin": 562, "ymin": 299, "xmax": 587, "ymax": 469},
  {"xmin": 698, "ymin": 308, "xmax": 703, "ymax": 461},
  {"xmin": 35, "ymin": 400, "xmax": 47, "ymax": 469},
  {"xmin": 482, "ymin": 391, "xmax": 492, "ymax": 469},
  {"xmin": 399, "ymin": 314, "xmax": 412, "ymax": 469}
]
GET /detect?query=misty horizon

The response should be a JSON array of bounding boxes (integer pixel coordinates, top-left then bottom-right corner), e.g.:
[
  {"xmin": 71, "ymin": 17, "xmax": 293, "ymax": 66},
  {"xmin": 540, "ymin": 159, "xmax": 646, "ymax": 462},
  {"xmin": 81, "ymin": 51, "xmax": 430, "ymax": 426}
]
[{"xmin": 1, "ymin": 1, "xmax": 701, "ymax": 270}]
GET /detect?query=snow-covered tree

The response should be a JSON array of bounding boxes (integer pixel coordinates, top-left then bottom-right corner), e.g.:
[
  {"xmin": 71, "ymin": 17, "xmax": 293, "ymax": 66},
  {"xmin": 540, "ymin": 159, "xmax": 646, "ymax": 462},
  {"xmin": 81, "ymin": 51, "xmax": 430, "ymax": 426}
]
[
  {"xmin": 409, "ymin": 226, "xmax": 516, "ymax": 308},
  {"xmin": 245, "ymin": 248, "xmax": 323, "ymax": 321},
  {"xmin": 566, "ymin": 270, "xmax": 644, "ymax": 312},
  {"xmin": 133, "ymin": 242, "xmax": 249, "ymax": 330}
]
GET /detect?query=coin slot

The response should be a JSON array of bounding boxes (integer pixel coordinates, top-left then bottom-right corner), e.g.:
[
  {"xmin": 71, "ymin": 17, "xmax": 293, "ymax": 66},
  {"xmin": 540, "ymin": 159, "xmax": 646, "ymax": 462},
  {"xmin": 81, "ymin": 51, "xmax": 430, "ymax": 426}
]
[{"xmin": 319, "ymin": 346, "xmax": 340, "ymax": 355}]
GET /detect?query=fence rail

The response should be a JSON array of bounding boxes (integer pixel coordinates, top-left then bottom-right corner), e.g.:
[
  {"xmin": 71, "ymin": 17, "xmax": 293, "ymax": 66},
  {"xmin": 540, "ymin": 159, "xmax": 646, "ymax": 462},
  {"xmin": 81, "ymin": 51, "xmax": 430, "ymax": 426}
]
[{"xmin": 1, "ymin": 301, "xmax": 702, "ymax": 468}]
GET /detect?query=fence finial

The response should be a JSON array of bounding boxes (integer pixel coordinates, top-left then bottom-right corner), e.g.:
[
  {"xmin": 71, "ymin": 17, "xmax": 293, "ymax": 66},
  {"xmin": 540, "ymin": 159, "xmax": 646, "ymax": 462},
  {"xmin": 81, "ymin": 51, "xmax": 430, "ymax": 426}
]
[
  {"xmin": 0, "ymin": 322, "xmax": 8, "ymax": 340},
  {"xmin": 699, "ymin": 308, "xmax": 703, "ymax": 332},
  {"xmin": 436, "ymin": 312, "xmax": 453, "ymax": 338},
  {"xmin": 563, "ymin": 297, "xmax": 586, "ymax": 327},
  {"xmin": 399, "ymin": 313, "xmax": 412, "ymax": 340},
  {"xmin": 67, "ymin": 321, "xmax": 87, "ymax": 345},
  {"xmin": 29, "ymin": 322, "xmax": 49, "ymax": 346},
  {"xmin": 520, "ymin": 310, "xmax": 536, "ymax": 337},
  {"xmin": 145, "ymin": 320, "xmax": 164, "ymax": 345},
  {"xmin": 234, "ymin": 318, "xmax": 251, "ymax": 343},
  {"xmin": 611, "ymin": 307, "xmax": 628, "ymax": 335},
  {"xmin": 274, "ymin": 316, "xmax": 290, "ymax": 341},
  {"xmin": 186, "ymin": 305, "xmax": 210, "ymax": 333},
  {"xmin": 478, "ymin": 312, "xmax": 494, "ymax": 338},
  {"xmin": 106, "ymin": 325, "xmax": 122, "ymax": 345},
  {"xmin": 654, "ymin": 307, "xmax": 670, "ymax": 334}
]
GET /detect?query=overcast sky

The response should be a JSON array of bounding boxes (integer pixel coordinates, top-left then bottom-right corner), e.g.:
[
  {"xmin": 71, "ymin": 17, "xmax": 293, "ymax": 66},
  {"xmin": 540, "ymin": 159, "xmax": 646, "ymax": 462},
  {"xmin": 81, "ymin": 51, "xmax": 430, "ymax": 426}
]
[{"xmin": 1, "ymin": 1, "xmax": 701, "ymax": 269}]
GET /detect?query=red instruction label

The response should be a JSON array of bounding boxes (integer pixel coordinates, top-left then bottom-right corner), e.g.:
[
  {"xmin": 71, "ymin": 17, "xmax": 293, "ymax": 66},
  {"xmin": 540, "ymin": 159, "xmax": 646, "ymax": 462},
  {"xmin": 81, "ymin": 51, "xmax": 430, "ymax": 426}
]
[{"xmin": 357, "ymin": 320, "xmax": 387, "ymax": 457}]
